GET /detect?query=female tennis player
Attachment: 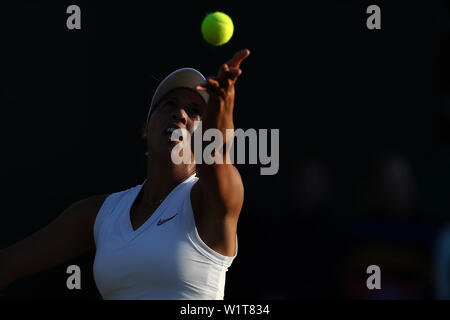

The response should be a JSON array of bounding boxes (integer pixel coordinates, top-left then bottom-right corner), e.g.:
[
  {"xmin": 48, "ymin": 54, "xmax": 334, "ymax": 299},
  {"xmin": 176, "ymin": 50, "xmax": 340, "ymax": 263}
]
[{"xmin": 0, "ymin": 49, "xmax": 250, "ymax": 299}]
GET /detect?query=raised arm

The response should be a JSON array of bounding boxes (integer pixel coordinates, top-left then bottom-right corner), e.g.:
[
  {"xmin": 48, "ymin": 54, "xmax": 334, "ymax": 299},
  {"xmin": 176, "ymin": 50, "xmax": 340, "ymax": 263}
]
[
  {"xmin": 0, "ymin": 194, "xmax": 108, "ymax": 290},
  {"xmin": 191, "ymin": 49, "xmax": 250, "ymax": 257}
]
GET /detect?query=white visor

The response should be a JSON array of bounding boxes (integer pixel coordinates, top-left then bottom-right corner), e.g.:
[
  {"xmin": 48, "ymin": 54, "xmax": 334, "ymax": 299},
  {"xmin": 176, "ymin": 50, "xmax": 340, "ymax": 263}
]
[{"xmin": 146, "ymin": 68, "xmax": 209, "ymax": 122}]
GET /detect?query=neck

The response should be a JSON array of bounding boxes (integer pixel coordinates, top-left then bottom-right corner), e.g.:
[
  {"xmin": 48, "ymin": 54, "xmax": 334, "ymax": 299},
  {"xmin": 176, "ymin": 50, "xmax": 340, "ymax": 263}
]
[{"xmin": 142, "ymin": 152, "xmax": 196, "ymax": 208}]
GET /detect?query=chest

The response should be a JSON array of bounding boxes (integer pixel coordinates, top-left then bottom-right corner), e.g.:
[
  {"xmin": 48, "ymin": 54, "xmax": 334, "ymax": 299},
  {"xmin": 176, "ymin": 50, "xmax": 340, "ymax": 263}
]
[{"xmin": 129, "ymin": 201, "xmax": 160, "ymax": 232}]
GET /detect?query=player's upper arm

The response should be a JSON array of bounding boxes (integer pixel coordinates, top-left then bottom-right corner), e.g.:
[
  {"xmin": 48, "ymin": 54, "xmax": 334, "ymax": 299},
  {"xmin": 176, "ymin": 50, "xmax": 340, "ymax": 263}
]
[
  {"xmin": 194, "ymin": 164, "xmax": 244, "ymax": 219},
  {"xmin": 0, "ymin": 194, "xmax": 108, "ymax": 286}
]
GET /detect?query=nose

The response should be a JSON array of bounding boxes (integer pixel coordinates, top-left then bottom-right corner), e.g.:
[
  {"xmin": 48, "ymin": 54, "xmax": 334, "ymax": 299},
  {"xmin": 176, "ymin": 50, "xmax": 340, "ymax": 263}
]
[{"xmin": 171, "ymin": 107, "xmax": 188, "ymax": 125}]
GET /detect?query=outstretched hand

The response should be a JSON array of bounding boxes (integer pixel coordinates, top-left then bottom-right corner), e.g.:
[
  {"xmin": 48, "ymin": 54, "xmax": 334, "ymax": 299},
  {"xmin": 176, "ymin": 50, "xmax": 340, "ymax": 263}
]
[{"xmin": 196, "ymin": 49, "xmax": 250, "ymax": 113}]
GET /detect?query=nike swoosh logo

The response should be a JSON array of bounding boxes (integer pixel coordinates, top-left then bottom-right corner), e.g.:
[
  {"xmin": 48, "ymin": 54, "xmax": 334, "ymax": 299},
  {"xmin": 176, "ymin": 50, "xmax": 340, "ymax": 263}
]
[{"xmin": 157, "ymin": 213, "xmax": 178, "ymax": 226}]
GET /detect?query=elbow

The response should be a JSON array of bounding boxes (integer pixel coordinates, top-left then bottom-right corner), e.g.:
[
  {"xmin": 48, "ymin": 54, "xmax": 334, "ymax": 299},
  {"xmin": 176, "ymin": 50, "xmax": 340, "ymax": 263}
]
[{"xmin": 206, "ymin": 181, "xmax": 245, "ymax": 219}]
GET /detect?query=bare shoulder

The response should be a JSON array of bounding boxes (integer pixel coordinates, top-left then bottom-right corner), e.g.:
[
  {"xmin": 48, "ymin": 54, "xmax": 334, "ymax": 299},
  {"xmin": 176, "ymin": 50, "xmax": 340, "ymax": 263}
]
[
  {"xmin": 56, "ymin": 194, "xmax": 110, "ymax": 251},
  {"xmin": 62, "ymin": 194, "xmax": 110, "ymax": 224},
  {"xmin": 193, "ymin": 164, "xmax": 244, "ymax": 218},
  {"xmin": 71, "ymin": 194, "xmax": 109, "ymax": 211}
]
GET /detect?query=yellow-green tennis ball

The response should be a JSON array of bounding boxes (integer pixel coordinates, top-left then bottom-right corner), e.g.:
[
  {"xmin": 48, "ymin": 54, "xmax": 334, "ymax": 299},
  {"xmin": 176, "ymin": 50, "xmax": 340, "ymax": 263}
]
[{"xmin": 201, "ymin": 12, "xmax": 234, "ymax": 46}]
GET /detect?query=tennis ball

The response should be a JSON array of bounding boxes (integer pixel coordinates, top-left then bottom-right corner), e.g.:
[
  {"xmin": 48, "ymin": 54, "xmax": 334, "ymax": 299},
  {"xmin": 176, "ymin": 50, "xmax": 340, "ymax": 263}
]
[{"xmin": 201, "ymin": 12, "xmax": 234, "ymax": 46}]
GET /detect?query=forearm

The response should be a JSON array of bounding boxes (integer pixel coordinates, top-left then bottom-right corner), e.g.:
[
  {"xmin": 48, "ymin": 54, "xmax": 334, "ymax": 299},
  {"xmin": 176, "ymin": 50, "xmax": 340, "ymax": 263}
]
[
  {"xmin": 192, "ymin": 49, "xmax": 248, "ymax": 215},
  {"xmin": 0, "ymin": 248, "xmax": 13, "ymax": 289},
  {"xmin": 0, "ymin": 195, "xmax": 105, "ymax": 289},
  {"xmin": 195, "ymin": 106, "xmax": 244, "ymax": 214},
  {"xmin": 201, "ymin": 105, "xmax": 235, "ymax": 159},
  {"xmin": 0, "ymin": 221, "xmax": 91, "ymax": 288},
  {"xmin": 0, "ymin": 246, "xmax": 25, "ymax": 290}
]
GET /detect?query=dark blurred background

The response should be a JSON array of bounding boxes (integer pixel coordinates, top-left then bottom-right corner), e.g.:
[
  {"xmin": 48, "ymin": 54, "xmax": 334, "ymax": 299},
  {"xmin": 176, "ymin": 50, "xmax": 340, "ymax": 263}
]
[{"xmin": 1, "ymin": 0, "xmax": 450, "ymax": 299}]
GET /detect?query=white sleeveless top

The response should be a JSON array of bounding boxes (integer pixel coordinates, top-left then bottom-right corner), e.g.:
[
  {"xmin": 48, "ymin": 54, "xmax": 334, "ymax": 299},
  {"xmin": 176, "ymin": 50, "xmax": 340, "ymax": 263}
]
[{"xmin": 92, "ymin": 174, "xmax": 237, "ymax": 300}]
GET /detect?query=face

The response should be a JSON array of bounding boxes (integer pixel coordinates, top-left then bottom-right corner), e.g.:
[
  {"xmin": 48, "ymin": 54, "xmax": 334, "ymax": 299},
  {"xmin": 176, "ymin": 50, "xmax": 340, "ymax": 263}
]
[{"xmin": 144, "ymin": 87, "xmax": 207, "ymax": 158}]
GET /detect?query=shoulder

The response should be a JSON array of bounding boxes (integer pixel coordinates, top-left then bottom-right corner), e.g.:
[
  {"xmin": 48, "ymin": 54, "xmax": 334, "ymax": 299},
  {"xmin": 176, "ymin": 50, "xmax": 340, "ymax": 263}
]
[
  {"xmin": 70, "ymin": 194, "xmax": 109, "ymax": 212},
  {"xmin": 79, "ymin": 182, "xmax": 145, "ymax": 218},
  {"xmin": 63, "ymin": 194, "xmax": 110, "ymax": 225},
  {"xmin": 70, "ymin": 182, "xmax": 142, "ymax": 214},
  {"xmin": 192, "ymin": 165, "xmax": 244, "ymax": 217}
]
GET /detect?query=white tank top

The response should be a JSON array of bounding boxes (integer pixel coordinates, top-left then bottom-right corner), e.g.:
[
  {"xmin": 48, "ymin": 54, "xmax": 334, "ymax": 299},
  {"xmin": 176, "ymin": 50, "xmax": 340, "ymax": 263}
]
[{"xmin": 93, "ymin": 174, "xmax": 237, "ymax": 300}]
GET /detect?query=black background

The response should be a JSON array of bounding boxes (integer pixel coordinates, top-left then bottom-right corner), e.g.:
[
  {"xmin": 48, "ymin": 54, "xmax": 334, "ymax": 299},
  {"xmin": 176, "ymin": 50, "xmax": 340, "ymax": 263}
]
[{"xmin": 1, "ymin": 0, "xmax": 450, "ymax": 299}]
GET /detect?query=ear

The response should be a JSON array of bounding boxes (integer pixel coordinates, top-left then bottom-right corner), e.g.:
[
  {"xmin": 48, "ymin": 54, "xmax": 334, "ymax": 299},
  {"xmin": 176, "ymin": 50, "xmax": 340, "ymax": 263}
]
[{"xmin": 141, "ymin": 123, "xmax": 148, "ymax": 139}]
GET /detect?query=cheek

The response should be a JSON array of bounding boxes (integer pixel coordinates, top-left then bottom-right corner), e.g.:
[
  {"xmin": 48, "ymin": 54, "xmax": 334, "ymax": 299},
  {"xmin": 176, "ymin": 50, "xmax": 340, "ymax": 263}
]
[
  {"xmin": 148, "ymin": 115, "xmax": 163, "ymax": 133},
  {"xmin": 146, "ymin": 123, "xmax": 160, "ymax": 145},
  {"xmin": 146, "ymin": 126, "xmax": 155, "ymax": 140}
]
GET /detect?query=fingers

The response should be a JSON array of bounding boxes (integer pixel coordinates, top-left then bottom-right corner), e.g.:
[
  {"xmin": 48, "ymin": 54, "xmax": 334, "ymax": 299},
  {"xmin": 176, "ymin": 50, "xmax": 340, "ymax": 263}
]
[
  {"xmin": 195, "ymin": 84, "xmax": 208, "ymax": 92},
  {"xmin": 217, "ymin": 63, "xmax": 229, "ymax": 81},
  {"xmin": 207, "ymin": 77, "xmax": 220, "ymax": 88},
  {"xmin": 217, "ymin": 63, "xmax": 242, "ymax": 87},
  {"xmin": 226, "ymin": 49, "xmax": 250, "ymax": 69},
  {"xmin": 223, "ymin": 65, "xmax": 242, "ymax": 79},
  {"xmin": 196, "ymin": 78, "xmax": 226, "ymax": 98},
  {"xmin": 196, "ymin": 49, "xmax": 250, "ymax": 98}
]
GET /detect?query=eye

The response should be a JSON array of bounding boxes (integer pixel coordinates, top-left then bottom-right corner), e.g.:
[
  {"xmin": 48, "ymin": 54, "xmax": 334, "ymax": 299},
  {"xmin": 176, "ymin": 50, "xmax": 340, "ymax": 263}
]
[
  {"xmin": 189, "ymin": 108, "xmax": 202, "ymax": 118},
  {"xmin": 159, "ymin": 100, "xmax": 176, "ymax": 113}
]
